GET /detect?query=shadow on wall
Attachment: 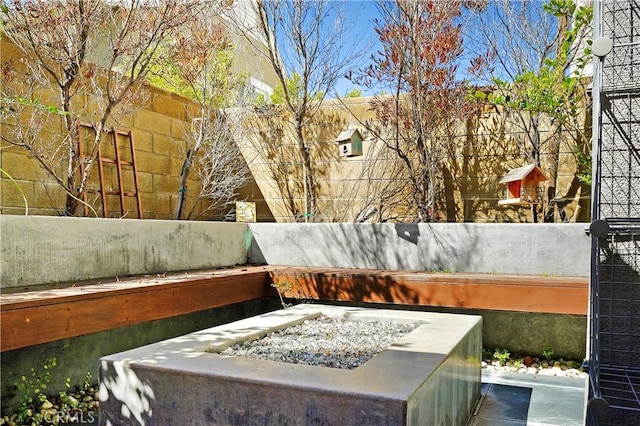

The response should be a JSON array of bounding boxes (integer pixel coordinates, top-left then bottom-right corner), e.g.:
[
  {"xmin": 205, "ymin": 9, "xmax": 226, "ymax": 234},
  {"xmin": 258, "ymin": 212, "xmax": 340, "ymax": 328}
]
[
  {"xmin": 249, "ymin": 223, "xmax": 591, "ymax": 276},
  {"xmin": 99, "ymin": 361, "xmax": 155, "ymax": 425},
  {"xmin": 242, "ymin": 104, "xmax": 348, "ymax": 222},
  {"xmin": 317, "ymin": 223, "xmax": 481, "ymax": 272},
  {"xmin": 98, "ymin": 309, "xmax": 328, "ymax": 425},
  {"xmin": 279, "ymin": 269, "xmax": 423, "ymax": 306},
  {"xmin": 248, "ymin": 223, "xmax": 481, "ymax": 272},
  {"xmin": 460, "ymin": 111, "xmax": 524, "ymax": 222}
]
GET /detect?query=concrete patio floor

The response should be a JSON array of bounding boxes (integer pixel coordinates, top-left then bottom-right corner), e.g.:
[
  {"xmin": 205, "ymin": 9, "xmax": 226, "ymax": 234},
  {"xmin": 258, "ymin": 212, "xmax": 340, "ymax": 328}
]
[{"xmin": 468, "ymin": 369, "xmax": 588, "ymax": 426}]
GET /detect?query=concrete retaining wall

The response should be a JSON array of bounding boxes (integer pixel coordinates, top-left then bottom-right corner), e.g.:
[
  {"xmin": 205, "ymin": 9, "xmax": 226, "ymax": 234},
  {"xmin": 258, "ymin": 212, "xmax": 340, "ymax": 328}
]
[
  {"xmin": 333, "ymin": 302, "xmax": 587, "ymax": 361},
  {"xmin": 249, "ymin": 223, "xmax": 591, "ymax": 277},
  {"xmin": 0, "ymin": 215, "xmax": 251, "ymax": 288},
  {"xmin": 0, "ymin": 218, "xmax": 591, "ymax": 415},
  {"xmin": 1, "ymin": 218, "xmax": 591, "ymax": 289}
]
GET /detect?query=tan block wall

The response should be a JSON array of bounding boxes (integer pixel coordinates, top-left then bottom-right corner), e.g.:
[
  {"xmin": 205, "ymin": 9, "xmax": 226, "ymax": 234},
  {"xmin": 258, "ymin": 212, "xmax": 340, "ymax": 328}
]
[
  {"xmin": 0, "ymin": 37, "xmax": 262, "ymax": 220},
  {"xmin": 240, "ymin": 97, "xmax": 591, "ymax": 223},
  {"xmin": 1, "ymin": 33, "xmax": 589, "ymax": 223}
]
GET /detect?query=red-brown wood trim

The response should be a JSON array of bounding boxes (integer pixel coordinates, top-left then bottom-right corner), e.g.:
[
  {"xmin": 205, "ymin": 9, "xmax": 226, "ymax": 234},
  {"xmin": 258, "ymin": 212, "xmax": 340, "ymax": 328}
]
[
  {"xmin": 0, "ymin": 267, "xmax": 271, "ymax": 352},
  {"xmin": 1, "ymin": 266, "xmax": 589, "ymax": 352},
  {"xmin": 1, "ymin": 267, "xmax": 270, "ymax": 311},
  {"xmin": 268, "ymin": 267, "xmax": 589, "ymax": 316}
]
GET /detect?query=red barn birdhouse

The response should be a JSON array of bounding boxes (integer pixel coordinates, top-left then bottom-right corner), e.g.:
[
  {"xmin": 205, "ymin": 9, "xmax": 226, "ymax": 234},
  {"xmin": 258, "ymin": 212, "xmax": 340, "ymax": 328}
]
[{"xmin": 498, "ymin": 164, "xmax": 547, "ymax": 205}]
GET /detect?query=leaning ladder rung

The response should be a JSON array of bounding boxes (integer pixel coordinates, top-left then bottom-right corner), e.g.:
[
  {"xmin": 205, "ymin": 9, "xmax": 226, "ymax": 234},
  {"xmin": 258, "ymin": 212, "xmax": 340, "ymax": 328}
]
[
  {"xmin": 77, "ymin": 124, "xmax": 142, "ymax": 219},
  {"xmin": 103, "ymin": 190, "xmax": 138, "ymax": 197},
  {"xmin": 99, "ymin": 158, "xmax": 134, "ymax": 167}
]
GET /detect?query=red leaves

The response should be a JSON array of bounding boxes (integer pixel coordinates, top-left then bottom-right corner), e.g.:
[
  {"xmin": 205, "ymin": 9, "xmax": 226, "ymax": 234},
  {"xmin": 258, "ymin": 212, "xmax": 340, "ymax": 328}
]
[
  {"xmin": 368, "ymin": 0, "xmax": 477, "ymax": 104},
  {"xmin": 363, "ymin": 0, "xmax": 480, "ymax": 222},
  {"xmin": 467, "ymin": 49, "xmax": 495, "ymax": 78}
]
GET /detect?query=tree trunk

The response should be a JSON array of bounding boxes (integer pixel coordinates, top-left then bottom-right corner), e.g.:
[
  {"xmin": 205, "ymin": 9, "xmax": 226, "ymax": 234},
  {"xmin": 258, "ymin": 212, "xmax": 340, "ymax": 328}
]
[
  {"xmin": 543, "ymin": 120, "xmax": 562, "ymax": 222},
  {"xmin": 543, "ymin": 11, "xmax": 571, "ymax": 223},
  {"xmin": 62, "ymin": 86, "xmax": 80, "ymax": 216},
  {"xmin": 296, "ymin": 125, "xmax": 316, "ymax": 222}
]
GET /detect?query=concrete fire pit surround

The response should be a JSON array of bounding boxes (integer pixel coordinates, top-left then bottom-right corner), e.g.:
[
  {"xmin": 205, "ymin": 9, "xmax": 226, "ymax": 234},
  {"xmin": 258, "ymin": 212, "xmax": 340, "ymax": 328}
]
[{"xmin": 99, "ymin": 304, "xmax": 482, "ymax": 425}]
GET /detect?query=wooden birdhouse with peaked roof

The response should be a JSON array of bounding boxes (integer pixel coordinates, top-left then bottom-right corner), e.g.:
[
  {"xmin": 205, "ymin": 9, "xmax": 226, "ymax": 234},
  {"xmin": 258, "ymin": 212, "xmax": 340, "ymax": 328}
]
[
  {"xmin": 336, "ymin": 128, "xmax": 363, "ymax": 157},
  {"xmin": 498, "ymin": 164, "xmax": 547, "ymax": 205}
]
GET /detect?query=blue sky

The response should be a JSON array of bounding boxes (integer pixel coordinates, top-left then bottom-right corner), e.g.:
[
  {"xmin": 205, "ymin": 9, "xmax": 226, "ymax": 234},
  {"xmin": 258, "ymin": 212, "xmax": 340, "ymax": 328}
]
[
  {"xmin": 330, "ymin": 0, "xmax": 479, "ymax": 97},
  {"xmin": 330, "ymin": 0, "xmax": 565, "ymax": 96},
  {"xmin": 332, "ymin": 1, "xmax": 382, "ymax": 97},
  {"xmin": 325, "ymin": 0, "xmax": 562, "ymax": 98}
]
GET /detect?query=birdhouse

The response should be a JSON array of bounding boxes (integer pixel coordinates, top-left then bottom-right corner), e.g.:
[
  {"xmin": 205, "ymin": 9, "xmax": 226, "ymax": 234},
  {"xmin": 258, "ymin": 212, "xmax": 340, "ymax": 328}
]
[
  {"xmin": 336, "ymin": 128, "xmax": 363, "ymax": 157},
  {"xmin": 498, "ymin": 164, "xmax": 547, "ymax": 205}
]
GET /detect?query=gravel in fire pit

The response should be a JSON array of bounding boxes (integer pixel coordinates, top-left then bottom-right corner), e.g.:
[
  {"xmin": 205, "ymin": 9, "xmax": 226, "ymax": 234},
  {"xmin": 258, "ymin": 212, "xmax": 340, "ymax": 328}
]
[{"xmin": 219, "ymin": 314, "xmax": 420, "ymax": 369}]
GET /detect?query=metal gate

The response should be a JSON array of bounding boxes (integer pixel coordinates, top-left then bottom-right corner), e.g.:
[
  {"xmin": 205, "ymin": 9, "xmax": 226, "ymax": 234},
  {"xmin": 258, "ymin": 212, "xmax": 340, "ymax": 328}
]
[{"xmin": 587, "ymin": 1, "xmax": 640, "ymax": 424}]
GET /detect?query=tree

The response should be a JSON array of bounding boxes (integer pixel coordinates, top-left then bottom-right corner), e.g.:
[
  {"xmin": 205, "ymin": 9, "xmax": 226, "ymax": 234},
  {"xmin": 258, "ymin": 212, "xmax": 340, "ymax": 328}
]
[
  {"xmin": 354, "ymin": 0, "xmax": 478, "ymax": 222},
  {"xmin": 184, "ymin": 111, "xmax": 251, "ymax": 220},
  {"xmin": 241, "ymin": 101, "xmax": 304, "ymax": 221},
  {"xmin": 147, "ymin": 11, "xmax": 251, "ymax": 220},
  {"xmin": 467, "ymin": 0, "xmax": 592, "ymax": 222},
  {"xmin": 340, "ymin": 137, "xmax": 415, "ymax": 223},
  {"xmin": 1, "ymin": 0, "xmax": 210, "ymax": 216},
  {"xmin": 237, "ymin": 0, "xmax": 366, "ymax": 222}
]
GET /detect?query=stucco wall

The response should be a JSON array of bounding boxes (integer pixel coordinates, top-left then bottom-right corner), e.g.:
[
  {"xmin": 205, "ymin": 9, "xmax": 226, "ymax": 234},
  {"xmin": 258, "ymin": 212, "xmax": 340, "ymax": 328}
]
[
  {"xmin": 0, "ymin": 218, "xmax": 590, "ymax": 289},
  {"xmin": 249, "ymin": 222, "xmax": 591, "ymax": 276},
  {"xmin": 0, "ymin": 215, "xmax": 252, "ymax": 288}
]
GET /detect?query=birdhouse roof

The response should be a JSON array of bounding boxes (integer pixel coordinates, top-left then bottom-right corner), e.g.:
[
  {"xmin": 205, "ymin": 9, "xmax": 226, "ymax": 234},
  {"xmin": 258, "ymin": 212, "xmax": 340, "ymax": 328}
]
[
  {"xmin": 335, "ymin": 128, "xmax": 362, "ymax": 143},
  {"xmin": 499, "ymin": 164, "xmax": 547, "ymax": 184}
]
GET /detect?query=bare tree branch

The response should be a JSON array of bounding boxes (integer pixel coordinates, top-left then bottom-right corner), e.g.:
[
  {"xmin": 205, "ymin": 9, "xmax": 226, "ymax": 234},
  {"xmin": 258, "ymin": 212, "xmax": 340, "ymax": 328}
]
[
  {"xmin": 227, "ymin": 0, "xmax": 370, "ymax": 222},
  {"xmin": 1, "ymin": 0, "xmax": 210, "ymax": 215}
]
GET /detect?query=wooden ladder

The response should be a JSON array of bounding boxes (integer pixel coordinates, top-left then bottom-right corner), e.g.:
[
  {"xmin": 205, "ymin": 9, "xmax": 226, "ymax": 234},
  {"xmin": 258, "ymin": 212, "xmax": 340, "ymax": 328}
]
[{"xmin": 78, "ymin": 123, "xmax": 143, "ymax": 218}]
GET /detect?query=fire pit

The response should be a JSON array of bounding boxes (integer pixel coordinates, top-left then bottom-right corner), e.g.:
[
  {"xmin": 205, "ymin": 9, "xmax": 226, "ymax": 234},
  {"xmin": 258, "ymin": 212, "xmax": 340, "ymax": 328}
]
[{"xmin": 99, "ymin": 304, "xmax": 482, "ymax": 425}]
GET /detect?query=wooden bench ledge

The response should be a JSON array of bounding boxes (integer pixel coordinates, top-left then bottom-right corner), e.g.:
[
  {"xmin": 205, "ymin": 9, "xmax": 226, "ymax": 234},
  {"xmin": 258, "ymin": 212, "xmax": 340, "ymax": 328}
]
[
  {"xmin": 1, "ymin": 266, "xmax": 272, "ymax": 352},
  {"xmin": 268, "ymin": 266, "xmax": 589, "ymax": 316},
  {"xmin": 1, "ymin": 265, "xmax": 589, "ymax": 352}
]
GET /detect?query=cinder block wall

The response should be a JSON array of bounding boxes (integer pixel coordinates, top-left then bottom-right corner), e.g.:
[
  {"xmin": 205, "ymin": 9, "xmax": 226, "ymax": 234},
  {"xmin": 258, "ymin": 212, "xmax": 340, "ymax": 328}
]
[
  {"xmin": 0, "ymin": 36, "xmax": 273, "ymax": 220},
  {"xmin": 2, "ymin": 36, "xmax": 589, "ymax": 224},
  {"xmin": 239, "ymin": 96, "xmax": 591, "ymax": 223},
  {"xmin": 0, "ymin": 85, "xmax": 273, "ymax": 220}
]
